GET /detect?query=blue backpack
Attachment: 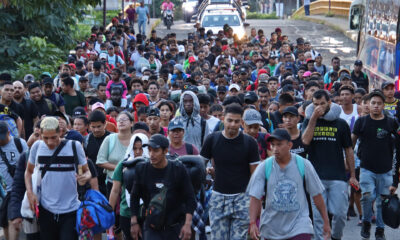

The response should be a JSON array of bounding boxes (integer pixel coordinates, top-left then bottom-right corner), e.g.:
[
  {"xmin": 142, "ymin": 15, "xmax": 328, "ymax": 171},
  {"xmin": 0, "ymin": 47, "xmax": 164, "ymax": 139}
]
[
  {"xmin": 0, "ymin": 113, "xmax": 18, "ymax": 137},
  {"xmin": 76, "ymin": 189, "xmax": 115, "ymax": 234}
]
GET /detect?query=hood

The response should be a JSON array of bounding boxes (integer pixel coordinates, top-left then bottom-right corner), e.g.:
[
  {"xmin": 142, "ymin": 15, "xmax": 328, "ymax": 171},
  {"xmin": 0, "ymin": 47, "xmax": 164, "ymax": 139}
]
[
  {"xmin": 179, "ymin": 91, "xmax": 200, "ymax": 118},
  {"xmin": 124, "ymin": 133, "xmax": 149, "ymax": 160},
  {"xmin": 305, "ymin": 102, "xmax": 342, "ymax": 121},
  {"xmin": 254, "ymin": 68, "xmax": 268, "ymax": 86},
  {"xmin": 132, "ymin": 93, "xmax": 149, "ymax": 111}
]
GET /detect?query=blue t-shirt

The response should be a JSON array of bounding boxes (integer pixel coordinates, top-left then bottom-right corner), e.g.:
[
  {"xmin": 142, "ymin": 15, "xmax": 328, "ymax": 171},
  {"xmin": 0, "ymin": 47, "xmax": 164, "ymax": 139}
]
[{"xmin": 136, "ymin": 6, "xmax": 149, "ymax": 21}]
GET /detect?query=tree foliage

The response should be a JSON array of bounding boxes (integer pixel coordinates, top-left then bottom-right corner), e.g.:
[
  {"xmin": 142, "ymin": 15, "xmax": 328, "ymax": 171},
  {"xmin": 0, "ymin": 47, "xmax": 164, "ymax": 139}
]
[{"xmin": 0, "ymin": 0, "xmax": 100, "ymax": 74}]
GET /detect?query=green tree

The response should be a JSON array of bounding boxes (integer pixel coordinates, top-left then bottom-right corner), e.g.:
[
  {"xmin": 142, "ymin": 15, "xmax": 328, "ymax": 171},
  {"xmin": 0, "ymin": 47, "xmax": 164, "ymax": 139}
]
[{"xmin": 0, "ymin": 0, "xmax": 100, "ymax": 75}]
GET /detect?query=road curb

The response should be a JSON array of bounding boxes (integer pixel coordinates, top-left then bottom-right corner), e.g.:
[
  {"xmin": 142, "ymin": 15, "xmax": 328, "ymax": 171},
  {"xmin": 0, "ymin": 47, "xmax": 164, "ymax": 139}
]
[{"xmin": 294, "ymin": 16, "xmax": 357, "ymax": 42}]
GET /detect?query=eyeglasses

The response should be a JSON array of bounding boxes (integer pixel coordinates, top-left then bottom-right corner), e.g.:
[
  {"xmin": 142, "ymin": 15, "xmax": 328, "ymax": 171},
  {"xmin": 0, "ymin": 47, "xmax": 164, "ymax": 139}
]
[{"xmin": 117, "ymin": 118, "xmax": 130, "ymax": 122}]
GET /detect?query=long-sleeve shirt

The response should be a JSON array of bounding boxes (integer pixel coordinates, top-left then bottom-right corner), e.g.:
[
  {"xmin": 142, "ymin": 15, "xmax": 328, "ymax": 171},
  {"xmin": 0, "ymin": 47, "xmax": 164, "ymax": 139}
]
[{"xmin": 106, "ymin": 80, "xmax": 128, "ymax": 99}]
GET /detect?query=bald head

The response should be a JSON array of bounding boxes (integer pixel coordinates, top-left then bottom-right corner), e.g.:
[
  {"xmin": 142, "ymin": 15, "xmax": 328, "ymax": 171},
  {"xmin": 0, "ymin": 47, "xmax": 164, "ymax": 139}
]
[{"xmin": 13, "ymin": 81, "xmax": 25, "ymax": 101}]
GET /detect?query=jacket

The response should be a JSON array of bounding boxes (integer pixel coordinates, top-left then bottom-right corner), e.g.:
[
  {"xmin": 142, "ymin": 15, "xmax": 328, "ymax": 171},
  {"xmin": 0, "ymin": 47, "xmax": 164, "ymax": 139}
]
[
  {"xmin": 9, "ymin": 152, "xmax": 28, "ymax": 220},
  {"xmin": 132, "ymin": 93, "xmax": 150, "ymax": 122},
  {"xmin": 173, "ymin": 91, "xmax": 210, "ymax": 150}
]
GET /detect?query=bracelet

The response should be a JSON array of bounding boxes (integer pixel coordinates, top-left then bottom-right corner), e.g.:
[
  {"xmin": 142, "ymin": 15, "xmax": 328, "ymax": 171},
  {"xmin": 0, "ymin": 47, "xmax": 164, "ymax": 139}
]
[
  {"xmin": 131, "ymin": 222, "xmax": 138, "ymax": 226},
  {"xmin": 249, "ymin": 221, "xmax": 257, "ymax": 226}
]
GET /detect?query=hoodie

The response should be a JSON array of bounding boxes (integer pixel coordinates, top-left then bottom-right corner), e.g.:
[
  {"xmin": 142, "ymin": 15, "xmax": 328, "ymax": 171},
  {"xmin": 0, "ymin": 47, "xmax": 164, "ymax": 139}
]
[
  {"xmin": 305, "ymin": 102, "xmax": 342, "ymax": 121},
  {"xmin": 246, "ymin": 69, "xmax": 268, "ymax": 91},
  {"xmin": 124, "ymin": 133, "xmax": 149, "ymax": 160},
  {"xmin": 132, "ymin": 93, "xmax": 149, "ymax": 122},
  {"xmin": 173, "ymin": 91, "xmax": 210, "ymax": 150}
]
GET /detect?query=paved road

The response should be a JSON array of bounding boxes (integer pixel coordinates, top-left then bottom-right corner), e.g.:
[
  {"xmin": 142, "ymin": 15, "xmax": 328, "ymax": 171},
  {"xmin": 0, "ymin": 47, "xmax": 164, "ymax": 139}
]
[{"xmin": 155, "ymin": 19, "xmax": 357, "ymax": 68}]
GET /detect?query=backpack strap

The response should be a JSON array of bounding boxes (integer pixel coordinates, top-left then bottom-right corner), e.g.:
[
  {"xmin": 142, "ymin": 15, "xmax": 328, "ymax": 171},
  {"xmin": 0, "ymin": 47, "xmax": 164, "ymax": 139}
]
[
  {"xmin": 295, "ymin": 154, "xmax": 305, "ymax": 179},
  {"xmin": 264, "ymin": 156, "xmax": 274, "ymax": 208},
  {"xmin": 185, "ymin": 143, "xmax": 194, "ymax": 155},
  {"xmin": 200, "ymin": 118, "xmax": 206, "ymax": 147},
  {"xmin": 108, "ymin": 133, "xmax": 117, "ymax": 156},
  {"xmin": 13, "ymin": 137, "xmax": 23, "ymax": 154}
]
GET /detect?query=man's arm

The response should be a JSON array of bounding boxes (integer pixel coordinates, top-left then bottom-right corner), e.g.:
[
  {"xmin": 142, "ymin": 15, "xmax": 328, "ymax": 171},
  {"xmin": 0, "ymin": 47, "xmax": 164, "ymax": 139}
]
[
  {"xmin": 344, "ymin": 146, "xmax": 359, "ymax": 188},
  {"xmin": 313, "ymin": 194, "xmax": 331, "ymax": 239},
  {"xmin": 24, "ymin": 162, "xmax": 37, "ymax": 211},
  {"xmin": 302, "ymin": 106, "xmax": 324, "ymax": 145},
  {"xmin": 249, "ymin": 196, "xmax": 261, "ymax": 240},
  {"xmin": 351, "ymin": 133, "xmax": 358, "ymax": 149}
]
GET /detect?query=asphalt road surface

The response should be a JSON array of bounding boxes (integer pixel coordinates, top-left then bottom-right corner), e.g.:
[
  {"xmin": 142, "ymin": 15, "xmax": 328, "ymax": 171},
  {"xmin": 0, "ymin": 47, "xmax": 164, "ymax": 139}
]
[{"xmin": 155, "ymin": 19, "xmax": 357, "ymax": 68}]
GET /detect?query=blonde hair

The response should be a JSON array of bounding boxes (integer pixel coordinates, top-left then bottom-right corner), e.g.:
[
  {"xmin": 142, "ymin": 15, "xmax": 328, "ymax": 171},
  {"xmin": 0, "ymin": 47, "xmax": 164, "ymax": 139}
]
[{"xmin": 40, "ymin": 117, "xmax": 60, "ymax": 132}]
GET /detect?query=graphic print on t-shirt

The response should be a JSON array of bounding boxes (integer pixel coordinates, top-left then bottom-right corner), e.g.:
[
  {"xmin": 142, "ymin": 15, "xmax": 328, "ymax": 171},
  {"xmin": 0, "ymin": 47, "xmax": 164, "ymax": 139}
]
[
  {"xmin": 272, "ymin": 178, "xmax": 299, "ymax": 212},
  {"xmin": 376, "ymin": 128, "xmax": 389, "ymax": 139},
  {"xmin": 313, "ymin": 126, "xmax": 337, "ymax": 141}
]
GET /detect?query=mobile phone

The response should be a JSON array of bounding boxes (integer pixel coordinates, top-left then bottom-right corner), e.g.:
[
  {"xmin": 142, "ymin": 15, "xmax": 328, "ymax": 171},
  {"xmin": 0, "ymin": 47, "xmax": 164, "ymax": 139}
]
[
  {"xmin": 35, "ymin": 204, "xmax": 39, "ymax": 218},
  {"xmin": 351, "ymin": 183, "xmax": 359, "ymax": 191}
]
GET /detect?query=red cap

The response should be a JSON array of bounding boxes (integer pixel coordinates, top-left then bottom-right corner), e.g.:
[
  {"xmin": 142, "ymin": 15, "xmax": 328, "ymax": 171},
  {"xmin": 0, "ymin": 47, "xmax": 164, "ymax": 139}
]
[
  {"xmin": 188, "ymin": 56, "xmax": 196, "ymax": 63},
  {"xmin": 222, "ymin": 45, "xmax": 229, "ymax": 51},
  {"xmin": 68, "ymin": 63, "xmax": 76, "ymax": 70},
  {"xmin": 91, "ymin": 34, "xmax": 96, "ymax": 37},
  {"xmin": 275, "ymin": 27, "xmax": 282, "ymax": 32},
  {"xmin": 306, "ymin": 58, "xmax": 315, "ymax": 63}
]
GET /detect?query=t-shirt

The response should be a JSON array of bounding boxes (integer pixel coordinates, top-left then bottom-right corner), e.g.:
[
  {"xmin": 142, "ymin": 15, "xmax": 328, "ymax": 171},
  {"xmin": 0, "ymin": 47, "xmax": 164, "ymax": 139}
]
[
  {"xmin": 301, "ymin": 117, "xmax": 352, "ymax": 181},
  {"xmin": 384, "ymin": 99, "xmax": 400, "ymax": 120},
  {"xmin": 34, "ymin": 98, "xmax": 57, "ymax": 118},
  {"xmin": 19, "ymin": 98, "xmax": 38, "ymax": 138},
  {"xmin": 248, "ymin": 154, "xmax": 324, "ymax": 239},
  {"xmin": 112, "ymin": 161, "xmax": 130, "ymax": 217},
  {"xmin": 206, "ymin": 116, "xmax": 219, "ymax": 132},
  {"xmin": 126, "ymin": 8, "xmax": 136, "ymax": 20},
  {"xmin": 0, "ymin": 137, "xmax": 28, "ymax": 192},
  {"xmin": 44, "ymin": 92, "xmax": 65, "ymax": 108},
  {"xmin": 96, "ymin": 134, "xmax": 128, "ymax": 179},
  {"xmin": 107, "ymin": 54, "xmax": 125, "ymax": 68},
  {"xmin": 290, "ymin": 133, "xmax": 307, "ymax": 158},
  {"xmin": 62, "ymin": 91, "xmax": 86, "ymax": 116},
  {"xmin": 169, "ymin": 143, "xmax": 199, "ymax": 156},
  {"xmin": 9, "ymin": 101, "xmax": 24, "ymax": 120},
  {"xmin": 86, "ymin": 72, "xmax": 107, "ymax": 89},
  {"xmin": 353, "ymin": 115, "xmax": 398, "ymax": 174},
  {"xmin": 161, "ymin": 1, "xmax": 174, "ymax": 10},
  {"xmin": 200, "ymin": 132, "xmax": 260, "ymax": 194},
  {"xmin": 29, "ymin": 140, "xmax": 86, "ymax": 214},
  {"xmin": 136, "ymin": 6, "xmax": 149, "ymax": 21}
]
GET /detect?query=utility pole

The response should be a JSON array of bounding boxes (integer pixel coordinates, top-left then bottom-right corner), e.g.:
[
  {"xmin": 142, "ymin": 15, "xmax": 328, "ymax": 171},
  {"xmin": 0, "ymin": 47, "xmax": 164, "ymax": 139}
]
[
  {"xmin": 122, "ymin": 0, "xmax": 125, "ymax": 15},
  {"xmin": 103, "ymin": 0, "xmax": 107, "ymax": 27}
]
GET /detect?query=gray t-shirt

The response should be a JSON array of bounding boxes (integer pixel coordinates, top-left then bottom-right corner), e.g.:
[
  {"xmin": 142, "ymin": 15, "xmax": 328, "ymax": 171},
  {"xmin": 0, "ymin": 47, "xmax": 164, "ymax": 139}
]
[
  {"xmin": 29, "ymin": 140, "xmax": 86, "ymax": 214},
  {"xmin": 0, "ymin": 137, "xmax": 28, "ymax": 192},
  {"xmin": 248, "ymin": 154, "xmax": 324, "ymax": 240}
]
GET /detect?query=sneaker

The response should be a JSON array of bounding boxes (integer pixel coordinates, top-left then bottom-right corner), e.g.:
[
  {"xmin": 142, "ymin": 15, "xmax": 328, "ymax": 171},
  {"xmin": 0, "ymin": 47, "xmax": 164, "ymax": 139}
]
[
  {"xmin": 358, "ymin": 220, "xmax": 363, "ymax": 226},
  {"xmin": 361, "ymin": 221, "xmax": 371, "ymax": 239},
  {"xmin": 348, "ymin": 206, "xmax": 357, "ymax": 217},
  {"xmin": 375, "ymin": 228, "xmax": 385, "ymax": 240}
]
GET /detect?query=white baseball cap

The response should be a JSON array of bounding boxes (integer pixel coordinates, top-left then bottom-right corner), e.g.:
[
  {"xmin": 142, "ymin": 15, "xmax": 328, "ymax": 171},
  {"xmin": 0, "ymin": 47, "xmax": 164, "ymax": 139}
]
[{"xmin": 228, "ymin": 84, "xmax": 240, "ymax": 91}]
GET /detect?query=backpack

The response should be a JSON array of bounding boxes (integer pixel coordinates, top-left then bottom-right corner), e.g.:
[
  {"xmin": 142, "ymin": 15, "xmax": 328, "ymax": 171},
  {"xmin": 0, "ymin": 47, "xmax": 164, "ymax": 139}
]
[
  {"xmin": 44, "ymin": 98, "xmax": 55, "ymax": 113},
  {"xmin": 264, "ymin": 154, "xmax": 313, "ymax": 219},
  {"xmin": 107, "ymin": 55, "xmax": 119, "ymax": 69},
  {"xmin": 256, "ymin": 133, "xmax": 269, "ymax": 159},
  {"xmin": 0, "ymin": 112, "xmax": 19, "ymax": 137},
  {"xmin": 76, "ymin": 189, "xmax": 115, "ymax": 235}
]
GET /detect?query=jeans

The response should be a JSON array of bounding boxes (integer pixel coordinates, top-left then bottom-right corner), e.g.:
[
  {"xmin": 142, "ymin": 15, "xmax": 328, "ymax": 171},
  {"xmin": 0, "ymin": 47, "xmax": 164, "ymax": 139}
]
[
  {"xmin": 138, "ymin": 20, "xmax": 146, "ymax": 35},
  {"xmin": 304, "ymin": 5, "xmax": 310, "ymax": 16},
  {"xmin": 38, "ymin": 206, "xmax": 77, "ymax": 240},
  {"xmin": 360, "ymin": 168, "xmax": 392, "ymax": 228},
  {"xmin": 209, "ymin": 192, "xmax": 249, "ymax": 240},
  {"xmin": 312, "ymin": 180, "xmax": 348, "ymax": 240},
  {"xmin": 143, "ymin": 222, "xmax": 182, "ymax": 239}
]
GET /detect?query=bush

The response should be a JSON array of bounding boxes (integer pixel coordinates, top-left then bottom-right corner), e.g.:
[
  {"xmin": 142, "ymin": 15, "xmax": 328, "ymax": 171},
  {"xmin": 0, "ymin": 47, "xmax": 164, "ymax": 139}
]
[{"xmin": 247, "ymin": 11, "xmax": 278, "ymax": 19}]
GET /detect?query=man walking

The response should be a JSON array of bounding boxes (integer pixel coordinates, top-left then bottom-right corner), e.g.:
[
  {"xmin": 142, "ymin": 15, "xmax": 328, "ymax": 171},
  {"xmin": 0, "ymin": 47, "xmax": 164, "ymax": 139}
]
[
  {"xmin": 136, "ymin": 1, "xmax": 150, "ymax": 35},
  {"xmin": 201, "ymin": 103, "xmax": 260, "ymax": 239},
  {"xmin": 248, "ymin": 129, "xmax": 330, "ymax": 240},
  {"xmin": 25, "ymin": 117, "xmax": 91, "ymax": 239},
  {"xmin": 352, "ymin": 90, "xmax": 399, "ymax": 240},
  {"xmin": 302, "ymin": 90, "xmax": 358, "ymax": 240}
]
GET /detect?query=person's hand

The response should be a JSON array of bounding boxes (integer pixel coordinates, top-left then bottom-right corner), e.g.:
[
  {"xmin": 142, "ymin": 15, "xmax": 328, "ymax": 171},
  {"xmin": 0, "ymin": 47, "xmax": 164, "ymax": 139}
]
[
  {"xmin": 389, "ymin": 186, "xmax": 397, "ymax": 195},
  {"xmin": 11, "ymin": 218, "xmax": 22, "ymax": 231},
  {"xmin": 179, "ymin": 223, "xmax": 191, "ymax": 240},
  {"xmin": 323, "ymin": 221, "xmax": 331, "ymax": 240},
  {"xmin": 349, "ymin": 177, "xmax": 359, "ymax": 190},
  {"xmin": 206, "ymin": 167, "xmax": 215, "ymax": 178},
  {"xmin": 249, "ymin": 222, "xmax": 260, "ymax": 240},
  {"xmin": 76, "ymin": 172, "xmax": 91, "ymax": 186},
  {"xmin": 147, "ymin": 20, "xmax": 150, "ymax": 25},
  {"xmin": 130, "ymin": 223, "xmax": 142, "ymax": 240},
  {"xmin": 27, "ymin": 191, "xmax": 38, "ymax": 212},
  {"xmin": 311, "ymin": 105, "xmax": 325, "ymax": 120}
]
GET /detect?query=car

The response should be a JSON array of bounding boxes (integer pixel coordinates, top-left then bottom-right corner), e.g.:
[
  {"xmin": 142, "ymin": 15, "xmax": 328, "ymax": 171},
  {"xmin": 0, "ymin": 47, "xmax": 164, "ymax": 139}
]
[
  {"xmin": 200, "ymin": 8, "xmax": 246, "ymax": 40},
  {"xmin": 182, "ymin": 0, "xmax": 198, "ymax": 23}
]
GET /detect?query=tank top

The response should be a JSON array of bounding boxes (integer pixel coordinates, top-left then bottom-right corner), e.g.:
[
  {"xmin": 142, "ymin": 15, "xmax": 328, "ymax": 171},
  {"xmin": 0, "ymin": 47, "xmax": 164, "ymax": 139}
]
[
  {"xmin": 340, "ymin": 104, "xmax": 358, "ymax": 131},
  {"xmin": 88, "ymin": 72, "xmax": 106, "ymax": 89}
]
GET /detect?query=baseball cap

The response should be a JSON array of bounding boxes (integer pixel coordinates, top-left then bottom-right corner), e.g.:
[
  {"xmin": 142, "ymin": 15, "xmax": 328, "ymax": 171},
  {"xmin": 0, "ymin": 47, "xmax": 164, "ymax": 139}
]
[
  {"xmin": 282, "ymin": 106, "xmax": 299, "ymax": 116},
  {"xmin": 188, "ymin": 56, "xmax": 196, "ymax": 63},
  {"xmin": 24, "ymin": 74, "xmax": 35, "ymax": 83},
  {"xmin": 303, "ymin": 71, "xmax": 312, "ymax": 77},
  {"xmin": 99, "ymin": 53, "xmax": 107, "ymax": 60},
  {"xmin": 178, "ymin": 45, "xmax": 185, "ymax": 53},
  {"xmin": 68, "ymin": 63, "xmax": 76, "ymax": 70},
  {"xmin": 72, "ymin": 106, "xmax": 86, "ymax": 117},
  {"xmin": 92, "ymin": 102, "xmax": 105, "ymax": 111},
  {"xmin": 217, "ymin": 86, "xmax": 227, "ymax": 93},
  {"xmin": 168, "ymin": 119, "xmax": 184, "ymax": 131},
  {"xmin": 340, "ymin": 73, "xmax": 351, "ymax": 81},
  {"xmin": 174, "ymin": 64, "xmax": 184, "ymax": 73},
  {"xmin": 43, "ymin": 77, "xmax": 54, "ymax": 85},
  {"xmin": 228, "ymin": 84, "xmax": 240, "ymax": 91},
  {"xmin": 40, "ymin": 72, "xmax": 52, "ymax": 78},
  {"xmin": 381, "ymin": 81, "xmax": 395, "ymax": 90},
  {"xmin": 267, "ymin": 129, "xmax": 291, "ymax": 142},
  {"xmin": 143, "ymin": 134, "xmax": 169, "ymax": 149},
  {"xmin": 243, "ymin": 109, "xmax": 263, "ymax": 126},
  {"xmin": 0, "ymin": 121, "xmax": 9, "ymax": 140},
  {"xmin": 84, "ymin": 88, "xmax": 97, "ymax": 98},
  {"xmin": 354, "ymin": 60, "xmax": 363, "ymax": 66},
  {"xmin": 258, "ymin": 73, "xmax": 269, "ymax": 83},
  {"xmin": 240, "ymin": 67, "xmax": 247, "ymax": 74},
  {"xmin": 148, "ymin": 108, "xmax": 160, "ymax": 117},
  {"xmin": 244, "ymin": 91, "xmax": 258, "ymax": 104}
]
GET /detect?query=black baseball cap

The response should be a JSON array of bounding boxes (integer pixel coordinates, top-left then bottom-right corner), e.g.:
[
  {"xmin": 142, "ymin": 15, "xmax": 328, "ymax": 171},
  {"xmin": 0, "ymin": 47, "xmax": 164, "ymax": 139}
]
[
  {"xmin": 354, "ymin": 60, "xmax": 363, "ymax": 66},
  {"xmin": 43, "ymin": 77, "xmax": 54, "ymax": 85},
  {"xmin": 282, "ymin": 106, "xmax": 299, "ymax": 116},
  {"xmin": 0, "ymin": 121, "xmax": 9, "ymax": 140},
  {"xmin": 267, "ymin": 129, "xmax": 291, "ymax": 142},
  {"xmin": 72, "ymin": 107, "xmax": 86, "ymax": 117},
  {"xmin": 381, "ymin": 81, "xmax": 395, "ymax": 90},
  {"xmin": 144, "ymin": 134, "xmax": 169, "ymax": 149},
  {"xmin": 244, "ymin": 91, "xmax": 258, "ymax": 104},
  {"xmin": 148, "ymin": 108, "xmax": 160, "ymax": 117},
  {"xmin": 217, "ymin": 86, "xmax": 227, "ymax": 93}
]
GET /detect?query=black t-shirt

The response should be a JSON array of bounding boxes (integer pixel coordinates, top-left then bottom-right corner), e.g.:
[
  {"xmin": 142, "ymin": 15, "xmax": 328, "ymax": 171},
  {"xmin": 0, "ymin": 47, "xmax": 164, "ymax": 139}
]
[
  {"xmin": 34, "ymin": 98, "xmax": 56, "ymax": 117},
  {"xmin": 290, "ymin": 133, "xmax": 307, "ymax": 158},
  {"xmin": 78, "ymin": 158, "xmax": 99, "ymax": 199},
  {"xmin": 200, "ymin": 132, "xmax": 260, "ymax": 194},
  {"xmin": 271, "ymin": 111, "xmax": 283, "ymax": 130},
  {"xmin": 353, "ymin": 115, "xmax": 398, "ymax": 174},
  {"xmin": 302, "ymin": 118, "xmax": 352, "ymax": 181},
  {"xmin": 9, "ymin": 101, "xmax": 24, "ymax": 120},
  {"xmin": 20, "ymin": 99, "xmax": 38, "ymax": 139},
  {"xmin": 205, "ymin": 54, "xmax": 215, "ymax": 67},
  {"xmin": 131, "ymin": 161, "xmax": 196, "ymax": 225},
  {"xmin": 351, "ymin": 70, "xmax": 369, "ymax": 90}
]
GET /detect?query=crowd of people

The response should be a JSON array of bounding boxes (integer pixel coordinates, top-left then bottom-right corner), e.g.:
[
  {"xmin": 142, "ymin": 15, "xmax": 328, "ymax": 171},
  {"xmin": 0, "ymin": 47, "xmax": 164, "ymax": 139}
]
[{"xmin": 0, "ymin": 10, "xmax": 399, "ymax": 240}]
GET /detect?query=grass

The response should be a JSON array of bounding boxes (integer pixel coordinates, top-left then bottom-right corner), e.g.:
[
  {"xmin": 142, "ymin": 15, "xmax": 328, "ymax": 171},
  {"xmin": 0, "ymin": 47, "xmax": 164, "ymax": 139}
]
[
  {"xmin": 246, "ymin": 11, "xmax": 279, "ymax": 19},
  {"xmin": 92, "ymin": 10, "xmax": 121, "ymax": 26}
]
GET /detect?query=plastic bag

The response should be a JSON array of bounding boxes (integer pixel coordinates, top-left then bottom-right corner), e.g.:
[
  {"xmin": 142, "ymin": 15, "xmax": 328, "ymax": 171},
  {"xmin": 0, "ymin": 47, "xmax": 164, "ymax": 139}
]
[{"xmin": 382, "ymin": 194, "xmax": 400, "ymax": 229}]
